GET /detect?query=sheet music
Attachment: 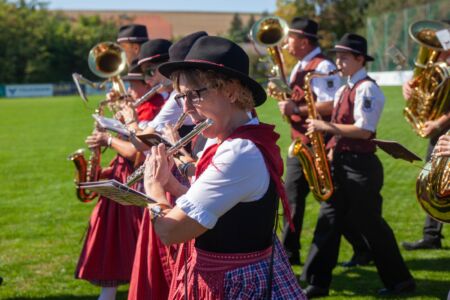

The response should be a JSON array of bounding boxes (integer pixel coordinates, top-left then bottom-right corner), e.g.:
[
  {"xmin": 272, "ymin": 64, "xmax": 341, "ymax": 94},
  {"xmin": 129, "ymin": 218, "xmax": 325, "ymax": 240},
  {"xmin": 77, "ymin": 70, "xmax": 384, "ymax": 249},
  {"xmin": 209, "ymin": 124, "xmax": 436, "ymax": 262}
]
[
  {"xmin": 92, "ymin": 114, "xmax": 130, "ymax": 137},
  {"xmin": 79, "ymin": 179, "xmax": 156, "ymax": 207}
]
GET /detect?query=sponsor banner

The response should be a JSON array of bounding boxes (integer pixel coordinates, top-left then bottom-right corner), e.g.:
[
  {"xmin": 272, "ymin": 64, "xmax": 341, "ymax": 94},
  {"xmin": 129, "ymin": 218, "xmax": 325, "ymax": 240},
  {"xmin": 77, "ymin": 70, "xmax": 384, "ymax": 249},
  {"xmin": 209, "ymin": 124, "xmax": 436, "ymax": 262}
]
[
  {"xmin": 368, "ymin": 70, "xmax": 413, "ymax": 86},
  {"xmin": 53, "ymin": 82, "xmax": 79, "ymax": 96},
  {"xmin": 5, "ymin": 84, "xmax": 53, "ymax": 98},
  {"xmin": 0, "ymin": 85, "xmax": 5, "ymax": 97},
  {"xmin": 85, "ymin": 81, "xmax": 130, "ymax": 96}
]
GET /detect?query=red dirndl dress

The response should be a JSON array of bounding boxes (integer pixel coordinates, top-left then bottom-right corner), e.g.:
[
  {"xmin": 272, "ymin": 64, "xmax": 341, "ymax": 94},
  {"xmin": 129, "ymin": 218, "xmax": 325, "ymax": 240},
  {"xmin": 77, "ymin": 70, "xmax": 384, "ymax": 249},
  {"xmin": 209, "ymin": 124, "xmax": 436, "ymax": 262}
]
[{"xmin": 75, "ymin": 155, "xmax": 144, "ymax": 286}]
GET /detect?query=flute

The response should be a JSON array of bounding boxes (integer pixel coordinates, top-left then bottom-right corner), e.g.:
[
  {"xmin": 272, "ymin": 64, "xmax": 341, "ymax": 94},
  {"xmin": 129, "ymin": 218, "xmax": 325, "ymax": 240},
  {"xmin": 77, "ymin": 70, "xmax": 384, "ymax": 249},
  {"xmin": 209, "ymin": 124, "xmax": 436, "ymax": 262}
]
[{"xmin": 126, "ymin": 118, "xmax": 213, "ymax": 186}]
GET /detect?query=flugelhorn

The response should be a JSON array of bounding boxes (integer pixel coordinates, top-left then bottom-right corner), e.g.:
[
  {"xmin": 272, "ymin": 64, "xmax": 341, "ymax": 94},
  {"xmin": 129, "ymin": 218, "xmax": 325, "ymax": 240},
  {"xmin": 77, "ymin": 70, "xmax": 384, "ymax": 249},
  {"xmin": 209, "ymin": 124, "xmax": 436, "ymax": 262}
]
[{"xmin": 126, "ymin": 119, "xmax": 213, "ymax": 186}]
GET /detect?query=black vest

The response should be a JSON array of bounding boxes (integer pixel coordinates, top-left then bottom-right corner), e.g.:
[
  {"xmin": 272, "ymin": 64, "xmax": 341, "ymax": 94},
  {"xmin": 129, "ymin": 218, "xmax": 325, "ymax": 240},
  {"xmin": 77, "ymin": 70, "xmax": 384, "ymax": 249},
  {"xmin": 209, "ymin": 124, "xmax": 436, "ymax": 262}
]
[{"xmin": 195, "ymin": 180, "xmax": 277, "ymax": 253}]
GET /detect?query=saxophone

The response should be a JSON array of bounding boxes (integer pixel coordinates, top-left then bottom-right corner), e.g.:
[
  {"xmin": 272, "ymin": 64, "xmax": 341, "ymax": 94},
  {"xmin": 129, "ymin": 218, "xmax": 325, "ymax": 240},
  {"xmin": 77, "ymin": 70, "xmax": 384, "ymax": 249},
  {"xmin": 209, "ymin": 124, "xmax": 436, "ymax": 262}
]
[
  {"xmin": 68, "ymin": 104, "xmax": 105, "ymax": 202},
  {"xmin": 416, "ymin": 130, "xmax": 450, "ymax": 223},
  {"xmin": 288, "ymin": 71, "xmax": 335, "ymax": 201}
]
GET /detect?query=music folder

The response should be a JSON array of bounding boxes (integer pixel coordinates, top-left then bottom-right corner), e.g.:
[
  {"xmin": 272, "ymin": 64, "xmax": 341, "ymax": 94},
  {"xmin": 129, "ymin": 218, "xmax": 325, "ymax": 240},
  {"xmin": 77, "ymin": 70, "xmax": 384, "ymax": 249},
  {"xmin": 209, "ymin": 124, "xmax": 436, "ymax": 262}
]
[
  {"xmin": 372, "ymin": 139, "xmax": 422, "ymax": 162},
  {"xmin": 79, "ymin": 180, "xmax": 156, "ymax": 207},
  {"xmin": 136, "ymin": 132, "xmax": 174, "ymax": 148},
  {"xmin": 92, "ymin": 114, "xmax": 130, "ymax": 138}
]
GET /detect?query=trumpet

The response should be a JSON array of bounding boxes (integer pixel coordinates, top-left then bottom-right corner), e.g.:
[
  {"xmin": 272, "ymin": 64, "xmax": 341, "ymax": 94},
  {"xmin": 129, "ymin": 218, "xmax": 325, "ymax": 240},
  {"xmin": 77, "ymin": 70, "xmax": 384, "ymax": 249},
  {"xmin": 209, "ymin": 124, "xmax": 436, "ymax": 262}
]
[{"xmin": 126, "ymin": 119, "xmax": 213, "ymax": 186}]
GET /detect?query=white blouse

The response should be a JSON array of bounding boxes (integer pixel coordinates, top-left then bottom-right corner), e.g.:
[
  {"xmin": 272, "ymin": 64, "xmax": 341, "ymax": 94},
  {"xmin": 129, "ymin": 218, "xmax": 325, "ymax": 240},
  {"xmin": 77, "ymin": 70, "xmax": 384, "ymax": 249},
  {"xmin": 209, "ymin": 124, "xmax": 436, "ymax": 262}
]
[{"xmin": 176, "ymin": 118, "xmax": 270, "ymax": 229}]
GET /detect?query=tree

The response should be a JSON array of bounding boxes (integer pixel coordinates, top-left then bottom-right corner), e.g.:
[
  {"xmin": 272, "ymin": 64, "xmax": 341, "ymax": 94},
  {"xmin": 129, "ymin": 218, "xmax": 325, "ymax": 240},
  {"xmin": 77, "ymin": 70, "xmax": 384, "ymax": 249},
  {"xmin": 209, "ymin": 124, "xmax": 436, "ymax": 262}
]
[{"xmin": 228, "ymin": 13, "xmax": 247, "ymax": 43}]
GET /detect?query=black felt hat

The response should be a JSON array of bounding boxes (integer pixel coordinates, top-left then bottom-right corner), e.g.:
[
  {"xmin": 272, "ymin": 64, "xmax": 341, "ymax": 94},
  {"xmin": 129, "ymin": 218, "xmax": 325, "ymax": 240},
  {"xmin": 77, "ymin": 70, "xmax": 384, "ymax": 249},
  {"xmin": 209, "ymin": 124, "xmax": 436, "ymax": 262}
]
[
  {"xmin": 117, "ymin": 24, "xmax": 149, "ymax": 44},
  {"xmin": 158, "ymin": 36, "xmax": 266, "ymax": 107},
  {"xmin": 169, "ymin": 31, "xmax": 208, "ymax": 62},
  {"xmin": 137, "ymin": 39, "xmax": 172, "ymax": 66},
  {"xmin": 329, "ymin": 33, "xmax": 374, "ymax": 61},
  {"xmin": 289, "ymin": 17, "xmax": 319, "ymax": 39},
  {"xmin": 122, "ymin": 59, "xmax": 144, "ymax": 81}
]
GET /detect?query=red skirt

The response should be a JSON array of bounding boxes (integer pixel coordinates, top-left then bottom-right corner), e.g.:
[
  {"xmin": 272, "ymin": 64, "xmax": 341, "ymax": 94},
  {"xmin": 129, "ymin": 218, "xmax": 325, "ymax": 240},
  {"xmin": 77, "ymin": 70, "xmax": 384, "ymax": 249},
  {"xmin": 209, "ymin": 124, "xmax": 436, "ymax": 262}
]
[
  {"xmin": 128, "ymin": 167, "xmax": 190, "ymax": 300},
  {"xmin": 75, "ymin": 155, "xmax": 144, "ymax": 286}
]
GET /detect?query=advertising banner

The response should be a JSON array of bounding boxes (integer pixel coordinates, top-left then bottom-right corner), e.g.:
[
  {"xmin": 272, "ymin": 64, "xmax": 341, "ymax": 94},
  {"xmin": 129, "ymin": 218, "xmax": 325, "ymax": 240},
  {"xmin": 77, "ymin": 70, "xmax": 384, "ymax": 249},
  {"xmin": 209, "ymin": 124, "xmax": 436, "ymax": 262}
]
[{"xmin": 5, "ymin": 84, "xmax": 53, "ymax": 98}]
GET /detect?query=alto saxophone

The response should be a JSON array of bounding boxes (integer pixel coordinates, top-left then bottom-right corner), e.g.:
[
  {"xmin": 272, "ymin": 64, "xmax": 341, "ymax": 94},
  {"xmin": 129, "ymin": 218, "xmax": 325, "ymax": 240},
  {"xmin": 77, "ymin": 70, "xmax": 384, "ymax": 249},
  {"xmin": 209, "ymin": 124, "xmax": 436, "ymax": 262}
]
[
  {"xmin": 288, "ymin": 71, "xmax": 335, "ymax": 201},
  {"xmin": 416, "ymin": 129, "xmax": 450, "ymax": 223},
  {"xmin": 67, "ymin": 104, "xmax": 106, "ymax": 202}
]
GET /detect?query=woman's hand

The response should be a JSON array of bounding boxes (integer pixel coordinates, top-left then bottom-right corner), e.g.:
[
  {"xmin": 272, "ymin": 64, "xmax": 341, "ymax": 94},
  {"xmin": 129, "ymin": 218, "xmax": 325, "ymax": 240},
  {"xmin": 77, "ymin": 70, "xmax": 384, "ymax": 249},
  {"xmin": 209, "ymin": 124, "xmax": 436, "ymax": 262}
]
[
  {"xmin": 402, "ymin": 80, "xmax": 414, "ymax": 101},
  {"xmin": 85, "ymin": 131, "xmax": 110, "ymax": 148},
  {"xmin": 144, "ymin": 144, "xmax": 174, "ymax": 204},
  {"xmin": 435, "ymin": 134, "xmax": 450, "ymax": 157},
  {"xmin": 118, "ymin": 102, "xmax": 138, "ymax": 126}
]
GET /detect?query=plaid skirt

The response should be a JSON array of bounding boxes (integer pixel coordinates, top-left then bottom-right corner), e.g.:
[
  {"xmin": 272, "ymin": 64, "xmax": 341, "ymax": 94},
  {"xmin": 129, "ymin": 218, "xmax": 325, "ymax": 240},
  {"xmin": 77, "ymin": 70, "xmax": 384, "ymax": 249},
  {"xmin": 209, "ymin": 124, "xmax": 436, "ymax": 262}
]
[{"xmin": 169, "ymin": 237, "xmax": 306, "ymax": 299}]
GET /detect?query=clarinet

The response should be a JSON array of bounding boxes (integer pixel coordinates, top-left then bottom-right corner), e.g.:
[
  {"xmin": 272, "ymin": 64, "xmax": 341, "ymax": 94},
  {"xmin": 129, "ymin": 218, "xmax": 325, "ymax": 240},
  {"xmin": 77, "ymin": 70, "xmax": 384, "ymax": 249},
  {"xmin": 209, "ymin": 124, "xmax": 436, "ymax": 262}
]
[{"xmin": 126, "ymin": 119, "xmax": 213, "ymax": 186}]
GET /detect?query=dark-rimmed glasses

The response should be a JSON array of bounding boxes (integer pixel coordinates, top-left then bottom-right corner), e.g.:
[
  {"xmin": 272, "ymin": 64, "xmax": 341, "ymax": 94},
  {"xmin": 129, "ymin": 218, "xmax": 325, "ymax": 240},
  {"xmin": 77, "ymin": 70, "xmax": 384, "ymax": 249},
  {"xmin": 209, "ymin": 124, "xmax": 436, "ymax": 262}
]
[
  {"xmin": 174, "ymin": 88, "xmax": 208, "ymax": 107},
  {"xmin": 143, "ymin": 68, "xmax": 157, "ymax": 78}
]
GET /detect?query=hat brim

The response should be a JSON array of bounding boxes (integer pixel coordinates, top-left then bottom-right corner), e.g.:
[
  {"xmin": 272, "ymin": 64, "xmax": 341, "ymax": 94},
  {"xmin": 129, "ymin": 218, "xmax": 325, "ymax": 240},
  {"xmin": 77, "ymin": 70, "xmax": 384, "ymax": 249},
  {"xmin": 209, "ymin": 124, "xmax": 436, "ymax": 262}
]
[
  {"xmin": 288, "ymin": 29, "xmax": 321, "ymax": 39},
  {"xmin": 328, "ymin": 47, "xmax": 374, "ymax": 61},
  {"xmin": 138, "ymin": 54, "xmax": 170, "ymax": 66},
  {"xmin": 158, "ymin": 61, "xmax": 267, "ymax": 107},
  {"xmin": 122, "ymin": 74, "xmax": 145, "ymax": 81}
]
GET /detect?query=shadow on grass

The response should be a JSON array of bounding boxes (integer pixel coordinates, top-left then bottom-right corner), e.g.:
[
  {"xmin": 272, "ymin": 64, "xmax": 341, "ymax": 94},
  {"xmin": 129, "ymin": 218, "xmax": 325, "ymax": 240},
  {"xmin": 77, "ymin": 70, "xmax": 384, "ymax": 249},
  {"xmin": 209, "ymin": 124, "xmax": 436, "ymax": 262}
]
[
  {"xmin": 325, "ymin": 263, "xmax": 450, "ymax": 299},
  {"xmin": 4, "ymin": 291, "xmax": 128, "ymax": 300}
]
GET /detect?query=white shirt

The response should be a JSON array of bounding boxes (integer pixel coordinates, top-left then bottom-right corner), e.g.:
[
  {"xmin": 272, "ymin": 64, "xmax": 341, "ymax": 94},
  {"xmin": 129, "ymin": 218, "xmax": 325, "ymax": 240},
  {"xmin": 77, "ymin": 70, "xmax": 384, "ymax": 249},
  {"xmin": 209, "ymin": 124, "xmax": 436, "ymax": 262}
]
[
  {"xmin": 289, "ymin": 47, "xmax": 341, "ymax": 102},
  {"xmin": 333, "ymin": 68, "xmax": 385, "ymax": 133},
  {"xmin": 146, "ymin": 91, "xmax": 194, "ymax": 132},
  {"xmin": 176, "ymin": 118, "xmax": 270, "ymax": 229}
]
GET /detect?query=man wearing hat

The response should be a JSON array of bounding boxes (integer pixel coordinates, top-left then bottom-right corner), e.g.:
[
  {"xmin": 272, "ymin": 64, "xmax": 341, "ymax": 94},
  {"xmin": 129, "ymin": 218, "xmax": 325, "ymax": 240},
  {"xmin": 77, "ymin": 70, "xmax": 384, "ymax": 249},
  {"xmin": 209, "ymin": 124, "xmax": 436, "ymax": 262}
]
[
  {"xmin": 301, "ymin": 33, "xmax": 415, "ymax": 298},
  {"xmin": 117, "ymin": 24, "xmax": 149, "ymax": 65},
  {"xmin": 278, "ymin": 17, "xmax": 340, "ymax": 266}
]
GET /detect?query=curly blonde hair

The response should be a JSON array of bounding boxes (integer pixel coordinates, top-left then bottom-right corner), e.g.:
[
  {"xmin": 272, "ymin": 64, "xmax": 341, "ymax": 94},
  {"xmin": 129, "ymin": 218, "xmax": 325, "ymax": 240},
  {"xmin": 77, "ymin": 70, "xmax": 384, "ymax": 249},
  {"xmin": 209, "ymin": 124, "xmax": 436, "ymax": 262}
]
[{"xmin": 171, "ymin": 69, "xmax": 254, "ymax": 111}]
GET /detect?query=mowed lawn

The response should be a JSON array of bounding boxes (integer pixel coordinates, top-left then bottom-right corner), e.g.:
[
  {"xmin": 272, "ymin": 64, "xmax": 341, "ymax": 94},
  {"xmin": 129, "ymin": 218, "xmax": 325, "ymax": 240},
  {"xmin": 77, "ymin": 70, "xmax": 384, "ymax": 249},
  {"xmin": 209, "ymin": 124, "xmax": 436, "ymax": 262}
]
[{"xmin": 0, "ymin": 87, "xmax": 448, "ymax": 299}]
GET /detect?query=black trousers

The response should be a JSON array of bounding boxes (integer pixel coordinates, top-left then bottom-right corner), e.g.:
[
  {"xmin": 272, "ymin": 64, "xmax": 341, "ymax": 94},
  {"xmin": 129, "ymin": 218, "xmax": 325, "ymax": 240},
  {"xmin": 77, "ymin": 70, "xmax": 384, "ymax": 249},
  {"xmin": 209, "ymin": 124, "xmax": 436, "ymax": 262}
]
[
  {"xmin": 301, "ymin": 152, "xmax": 413, "ymax": 289},
  {"xmin": 281, "ymin": 155, "xmax": 371, "ymax": 256},
  {"xmin": 422, "ymin": 139, "xmax": 444, "ymax": 240}
]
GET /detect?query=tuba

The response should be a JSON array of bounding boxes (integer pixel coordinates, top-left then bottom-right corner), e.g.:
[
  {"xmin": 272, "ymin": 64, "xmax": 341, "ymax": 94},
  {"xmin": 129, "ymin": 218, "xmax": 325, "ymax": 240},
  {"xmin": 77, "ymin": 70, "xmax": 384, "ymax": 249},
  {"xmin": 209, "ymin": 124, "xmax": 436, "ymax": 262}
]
[
  {"xmin": 404, "ymin": 20, "xmax": 450, "ymax": 137},
  {"xmin": 250, "ymin": 16, "xmax": 291, "ymax": 101},
  {"xmin": 416, "ymin": 130, "xmax": 450, "ymax": 223},
  {"xmin": 288, "ymin": 71, "xmax": 335, "ymax": 201},
  {"xmin": 68, "ymin": 42, "xmax": 128, "ymax": 202}
]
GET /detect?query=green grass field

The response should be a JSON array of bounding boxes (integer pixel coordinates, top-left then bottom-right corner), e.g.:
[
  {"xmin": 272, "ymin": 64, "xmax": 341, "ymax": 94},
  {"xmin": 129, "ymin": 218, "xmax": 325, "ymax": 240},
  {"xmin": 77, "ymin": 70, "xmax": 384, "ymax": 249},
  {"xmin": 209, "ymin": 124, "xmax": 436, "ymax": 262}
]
[{"xmin": 0, "ymin": 87, "xmax": 449, "ymax": 299}]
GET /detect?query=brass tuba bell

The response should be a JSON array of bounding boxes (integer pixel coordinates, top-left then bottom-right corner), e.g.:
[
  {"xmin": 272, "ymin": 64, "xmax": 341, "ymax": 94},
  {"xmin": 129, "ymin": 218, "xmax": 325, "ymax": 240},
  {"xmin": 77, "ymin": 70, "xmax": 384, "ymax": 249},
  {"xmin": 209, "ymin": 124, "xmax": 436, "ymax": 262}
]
[{"xmin": 416, "ymin": 130, "xmax": 450, "ymax": 223}]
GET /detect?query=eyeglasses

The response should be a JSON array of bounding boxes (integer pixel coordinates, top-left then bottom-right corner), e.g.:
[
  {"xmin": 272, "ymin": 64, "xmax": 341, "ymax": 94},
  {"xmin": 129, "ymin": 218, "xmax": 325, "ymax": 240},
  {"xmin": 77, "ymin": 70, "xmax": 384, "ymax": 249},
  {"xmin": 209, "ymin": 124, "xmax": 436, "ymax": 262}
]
[
  {"xmin": 174, "ymin": 88, "xmax": 208, "ymax": 108},
  {"xmin": 143, "ymin": 68, "xmax": 157, "ymax": 78}
]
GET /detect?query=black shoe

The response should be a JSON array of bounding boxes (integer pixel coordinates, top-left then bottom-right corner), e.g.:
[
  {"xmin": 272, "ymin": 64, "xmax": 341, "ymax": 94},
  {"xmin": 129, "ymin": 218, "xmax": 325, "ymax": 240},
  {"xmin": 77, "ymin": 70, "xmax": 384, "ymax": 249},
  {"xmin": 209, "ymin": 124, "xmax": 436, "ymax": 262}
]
[
  {"xmin": 342, "ymin": 252, "xmax": 373, "ymax": 267},
  {"xmin": 304, "ymin": 285, "xmax": 329, "ymax": 298},
  {"xmin": 378, "ymin": 279, "xmax": 416, "ymax": 296},
  {"xmin": 402, "ymin": 238, "xmax": 441, "ymax": 251}
]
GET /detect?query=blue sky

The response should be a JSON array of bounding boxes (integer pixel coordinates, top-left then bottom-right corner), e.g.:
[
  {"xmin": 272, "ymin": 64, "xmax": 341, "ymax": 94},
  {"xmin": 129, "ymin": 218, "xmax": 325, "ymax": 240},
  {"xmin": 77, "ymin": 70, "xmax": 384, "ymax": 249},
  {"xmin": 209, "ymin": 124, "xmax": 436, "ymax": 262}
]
[{"xmin": 47, "ymin": 0, "xmax": 277, "ymax": 13}]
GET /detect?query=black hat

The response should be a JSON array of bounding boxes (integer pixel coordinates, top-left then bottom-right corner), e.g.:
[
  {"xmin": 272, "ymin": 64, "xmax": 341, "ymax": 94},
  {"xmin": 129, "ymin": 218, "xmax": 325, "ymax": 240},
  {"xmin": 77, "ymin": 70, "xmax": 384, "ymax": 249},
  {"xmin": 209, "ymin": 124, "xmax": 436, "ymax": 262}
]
[
  {"xmin": 122, "ymin": 59, "xmax": 144, "ymax": 81},
  {"xmin": 169, "ymin": 31, "xmax": 208, "ymax": 62},
  {"xmin": 117, "ymin": 24, "xmax": 149, "ymax": 44},
  {"xmin": 289, "ymin": 17, "xmax": 319, "ymax": 39},
  {"xmin": 159, "ymin": 36, "xmax": 266, "ymax": 107},
  {"xmin": 329, "ymin": 33, "xmax": 374, "ymax": 61},
  {"xmin": 137, "ymin": 39, "xmax": 172, "ymax": 66}
]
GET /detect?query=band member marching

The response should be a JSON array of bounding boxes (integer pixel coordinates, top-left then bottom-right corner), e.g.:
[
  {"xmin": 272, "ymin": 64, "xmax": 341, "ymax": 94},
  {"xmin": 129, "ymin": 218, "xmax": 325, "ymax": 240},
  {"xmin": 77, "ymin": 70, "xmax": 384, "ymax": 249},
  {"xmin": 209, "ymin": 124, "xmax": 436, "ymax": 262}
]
[
  {"xmin": 75, "ymin": 60, "xmax": 162, "ymax": 300},
  {"xmin": 401, "ymin": 30, "xmax": 450, "ymax": 250},
  {"xmin": 277, "ymin": 17, "xmax": 341, "ymax": 265},
  {"xmin": 301, "ymin": 33, "xmax": 415, "ymax": 298},
  {"xmin": 116, "ymin": 24, "xmax": 149, "ymax": 65},
  {"xmin": 140, "ymin": 36, "xmax": 305, "ymax": 299}
]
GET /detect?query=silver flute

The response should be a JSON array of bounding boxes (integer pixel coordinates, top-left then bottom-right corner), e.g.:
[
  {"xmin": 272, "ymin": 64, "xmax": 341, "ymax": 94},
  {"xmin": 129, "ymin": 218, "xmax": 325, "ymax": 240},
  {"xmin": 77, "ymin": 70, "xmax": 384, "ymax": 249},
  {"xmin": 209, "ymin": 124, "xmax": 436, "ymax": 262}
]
[
  {"xmin": 126, "ymin": 118, "xmax": 213, "ymax": 186},
  {"xmin": 133, "ymin": 82, "xmax": 169, "ymax": 108}
]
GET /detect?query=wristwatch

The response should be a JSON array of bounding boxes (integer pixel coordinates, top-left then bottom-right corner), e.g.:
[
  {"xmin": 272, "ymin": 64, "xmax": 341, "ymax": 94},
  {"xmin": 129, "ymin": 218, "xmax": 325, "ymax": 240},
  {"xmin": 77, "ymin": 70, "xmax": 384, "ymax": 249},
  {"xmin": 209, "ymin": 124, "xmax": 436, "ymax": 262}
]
[{"xmin": 149, "ymin": 204, "xmax": 169, "ymax": 222}]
